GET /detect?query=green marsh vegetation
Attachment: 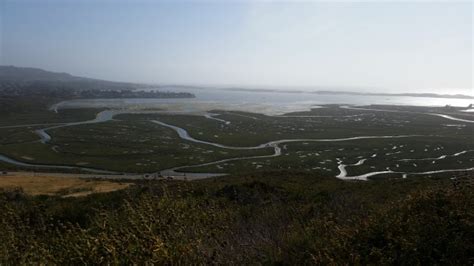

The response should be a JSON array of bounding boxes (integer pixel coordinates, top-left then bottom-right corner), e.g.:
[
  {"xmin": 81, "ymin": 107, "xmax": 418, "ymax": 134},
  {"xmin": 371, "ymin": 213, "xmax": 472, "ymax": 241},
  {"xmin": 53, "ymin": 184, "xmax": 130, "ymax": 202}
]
[
  {"xmin": 1, "ymin": 105, "xmax": 473, "ymax": 177},
  {"xmin": 0, "ymin": 119, "xmax": 272, "ymax": 173}
]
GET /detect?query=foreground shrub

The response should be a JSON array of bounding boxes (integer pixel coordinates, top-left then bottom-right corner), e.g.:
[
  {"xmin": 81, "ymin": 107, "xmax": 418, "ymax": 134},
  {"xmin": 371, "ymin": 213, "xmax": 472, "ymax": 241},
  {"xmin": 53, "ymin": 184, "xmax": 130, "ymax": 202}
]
[{"xmin": 0, "ymin": 176, "xmax": 472, "ymax": 264}]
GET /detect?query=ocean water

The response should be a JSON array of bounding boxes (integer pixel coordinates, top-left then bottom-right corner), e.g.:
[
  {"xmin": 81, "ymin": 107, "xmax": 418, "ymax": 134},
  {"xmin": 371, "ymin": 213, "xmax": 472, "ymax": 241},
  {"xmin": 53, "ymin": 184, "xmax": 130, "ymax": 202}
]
[{"xmin": 53, "ymin": 87, "xmax": 474, "ymax": 115}]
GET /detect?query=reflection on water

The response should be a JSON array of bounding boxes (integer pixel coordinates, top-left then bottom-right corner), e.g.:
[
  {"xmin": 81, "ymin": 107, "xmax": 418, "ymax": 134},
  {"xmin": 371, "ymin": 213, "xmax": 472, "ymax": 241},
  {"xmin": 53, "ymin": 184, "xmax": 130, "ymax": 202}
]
[{"xmin": 52, "ymin": 87, "xmax": 474, "ymax": 115}]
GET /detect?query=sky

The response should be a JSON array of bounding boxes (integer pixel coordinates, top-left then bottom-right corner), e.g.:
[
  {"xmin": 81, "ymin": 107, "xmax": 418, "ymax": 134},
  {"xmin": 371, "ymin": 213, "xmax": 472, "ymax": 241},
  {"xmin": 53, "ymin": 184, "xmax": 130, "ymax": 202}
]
[{"xmin": 1, "ymin": 0, "xmax": 472, "ymax": 95}]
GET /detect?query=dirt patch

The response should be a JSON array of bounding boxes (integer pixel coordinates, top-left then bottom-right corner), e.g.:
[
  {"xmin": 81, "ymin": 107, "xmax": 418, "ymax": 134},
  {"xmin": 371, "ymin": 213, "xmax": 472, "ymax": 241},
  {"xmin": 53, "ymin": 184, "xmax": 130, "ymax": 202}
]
[{"xmin": 0, "ymin": 174, "xmax": 131, "ymax": 197}]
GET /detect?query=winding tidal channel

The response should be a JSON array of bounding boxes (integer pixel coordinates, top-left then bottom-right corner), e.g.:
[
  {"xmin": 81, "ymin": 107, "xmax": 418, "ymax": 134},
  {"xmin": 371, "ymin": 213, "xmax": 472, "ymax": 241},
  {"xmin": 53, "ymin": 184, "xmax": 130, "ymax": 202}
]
[{"xmin": 1, "ymin": 106, "xmax": 474, "ymax": 180}]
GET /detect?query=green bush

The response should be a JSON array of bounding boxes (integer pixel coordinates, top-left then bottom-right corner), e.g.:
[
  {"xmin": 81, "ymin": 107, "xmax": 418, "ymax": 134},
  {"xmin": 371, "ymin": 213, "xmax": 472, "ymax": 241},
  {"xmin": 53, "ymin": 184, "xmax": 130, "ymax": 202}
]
[{"xmin": 0, "ymin": 174, "xmax": 472, "ymax": 264}]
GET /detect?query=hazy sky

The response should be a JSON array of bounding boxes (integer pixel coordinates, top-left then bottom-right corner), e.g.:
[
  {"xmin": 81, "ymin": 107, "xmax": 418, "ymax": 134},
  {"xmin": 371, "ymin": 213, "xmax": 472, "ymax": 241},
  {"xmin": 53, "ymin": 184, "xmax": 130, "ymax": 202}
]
[{"xmin": 1, "ymin": 0, "xmax": 472, "ymax": 94}]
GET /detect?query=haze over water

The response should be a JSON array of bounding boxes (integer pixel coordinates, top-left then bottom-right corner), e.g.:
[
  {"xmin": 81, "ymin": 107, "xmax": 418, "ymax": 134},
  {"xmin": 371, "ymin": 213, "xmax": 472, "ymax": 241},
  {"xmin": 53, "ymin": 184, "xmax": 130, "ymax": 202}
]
[{"xmin": 55, "ymin": 87, "xmax": 474, "ymax": 115}]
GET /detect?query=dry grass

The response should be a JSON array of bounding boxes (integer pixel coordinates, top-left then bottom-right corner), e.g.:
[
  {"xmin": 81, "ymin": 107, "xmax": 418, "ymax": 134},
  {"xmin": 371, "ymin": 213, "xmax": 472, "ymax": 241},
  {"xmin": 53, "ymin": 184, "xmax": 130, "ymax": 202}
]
[{"xmin": 0, "ymin": 173, "xmax": 131, "ymax": 197}]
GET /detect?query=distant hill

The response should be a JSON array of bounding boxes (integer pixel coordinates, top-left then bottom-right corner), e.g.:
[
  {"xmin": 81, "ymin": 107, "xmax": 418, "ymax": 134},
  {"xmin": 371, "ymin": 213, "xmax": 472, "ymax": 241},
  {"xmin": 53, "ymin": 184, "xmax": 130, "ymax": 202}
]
[
  {"xmin": 0, "ymin": 66, "xmax": 139, "ymax": 90},
  {"xmin": 0, "ymin": 66, "xmax": 195, "ymax": 114},
  {"xmin": 0, "ymin": 66, "xmax": 91, "ymax": 82}
]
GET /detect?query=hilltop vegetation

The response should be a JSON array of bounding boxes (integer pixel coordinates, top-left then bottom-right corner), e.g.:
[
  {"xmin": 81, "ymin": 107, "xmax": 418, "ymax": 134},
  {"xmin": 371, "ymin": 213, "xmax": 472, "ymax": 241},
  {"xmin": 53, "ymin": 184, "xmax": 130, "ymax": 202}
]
[{"xmin": 0, "ymin": 172, "xmax": 472, "ymax": 264}]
